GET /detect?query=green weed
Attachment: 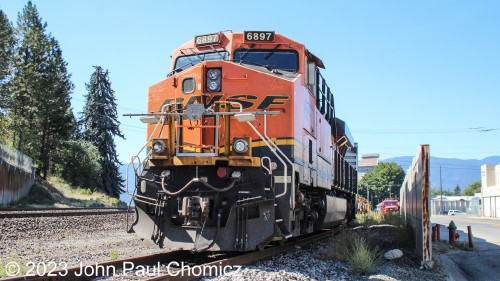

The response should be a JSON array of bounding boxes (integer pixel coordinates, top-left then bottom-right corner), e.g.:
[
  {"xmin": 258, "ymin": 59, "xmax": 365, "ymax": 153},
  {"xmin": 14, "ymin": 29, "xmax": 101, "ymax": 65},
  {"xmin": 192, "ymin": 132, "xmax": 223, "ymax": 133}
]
[
  {"xmin": 324, "ymin": 230, "xmax": 356, "ymax": 261},
  {"xmin": 348, "ymin": 236, "xmax": 381, "ymax": 275},
  {"xmin": 109, "ymin": 249, "xmax": 119, "ymax": 260},
  {"xmin": 0, "ymin": 255, "xmax": 27, "ymax": 277}
]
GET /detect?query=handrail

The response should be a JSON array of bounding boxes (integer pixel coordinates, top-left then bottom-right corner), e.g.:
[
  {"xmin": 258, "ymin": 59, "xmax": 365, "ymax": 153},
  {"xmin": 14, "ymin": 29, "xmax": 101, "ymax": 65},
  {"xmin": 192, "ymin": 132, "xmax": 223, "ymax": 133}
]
[
  {"xmin": 263, "ymin": 111, "xmax": 296, "ymax": 210},
  {"xmin": 246, "ymin": 121, "xmax": 288, "ymax": 198},
  {"xmin": 261, "ymin": 156, "xmax": 272, "ymax": 175},
  {"xmin": 125, "ymin": 106, "xmax": 169, "ymax": 207}
]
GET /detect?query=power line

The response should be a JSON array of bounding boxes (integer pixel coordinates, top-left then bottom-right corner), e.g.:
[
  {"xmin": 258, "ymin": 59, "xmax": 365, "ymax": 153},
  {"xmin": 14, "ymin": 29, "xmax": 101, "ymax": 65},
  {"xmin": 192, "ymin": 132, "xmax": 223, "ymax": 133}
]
[
  {"xmin": 72, "ymin": 97, "xmax": 144, "ymax": 113},
  {"xmin": 353, "ymin": 126, "xmax": 500, "ymax": 134}
]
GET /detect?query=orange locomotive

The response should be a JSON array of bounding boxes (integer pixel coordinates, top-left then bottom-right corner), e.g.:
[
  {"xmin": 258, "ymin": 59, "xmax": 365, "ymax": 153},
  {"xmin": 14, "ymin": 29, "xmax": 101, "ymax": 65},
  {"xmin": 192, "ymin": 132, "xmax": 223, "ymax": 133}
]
[{"xmin": 127, "ymin": 31, "xmax": 358, "ymax": 251}]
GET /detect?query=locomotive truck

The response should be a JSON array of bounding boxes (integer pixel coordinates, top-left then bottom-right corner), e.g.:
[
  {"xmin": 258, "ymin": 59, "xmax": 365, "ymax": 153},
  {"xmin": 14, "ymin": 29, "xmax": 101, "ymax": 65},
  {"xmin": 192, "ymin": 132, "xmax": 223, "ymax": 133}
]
[{"xmin": 127, "ymin": 31, "xmax": 358, "ymax": 251}]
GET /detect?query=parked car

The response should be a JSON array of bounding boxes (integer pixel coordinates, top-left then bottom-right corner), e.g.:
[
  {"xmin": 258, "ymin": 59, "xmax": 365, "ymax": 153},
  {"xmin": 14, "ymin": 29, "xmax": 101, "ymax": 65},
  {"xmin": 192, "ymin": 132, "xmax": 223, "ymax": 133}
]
[{"xmin": 448, "ymin": 210, "xmax": 465, "ymax": 215}]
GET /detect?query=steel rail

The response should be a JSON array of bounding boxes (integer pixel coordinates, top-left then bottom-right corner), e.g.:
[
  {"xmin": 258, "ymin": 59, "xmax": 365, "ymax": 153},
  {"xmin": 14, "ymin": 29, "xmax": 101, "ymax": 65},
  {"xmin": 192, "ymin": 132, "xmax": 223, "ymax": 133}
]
[
  {"xmin": 0, "ymin": 251, "xmax": 198, "ymax": 281},
  {"xmin": 2, "ymin": 226, "xmax": 343, "ymax": 281},
  {"xmin": 0, "ymin": 207, "xmax": 133, "ymax": 218},
  {"xmin": 146, "ymin": 228, "xmax": 343, "ymax": 281}
]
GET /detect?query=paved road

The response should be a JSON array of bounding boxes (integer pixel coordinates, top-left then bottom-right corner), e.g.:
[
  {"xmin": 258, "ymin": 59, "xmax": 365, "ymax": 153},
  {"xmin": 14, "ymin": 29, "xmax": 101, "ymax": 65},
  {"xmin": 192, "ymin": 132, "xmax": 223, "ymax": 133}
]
[
  {"xmin": 432, "ymin": 215, "xmax": 500, "ymax": 248},
  {"xmin": 432, "ymin": 215, "xmax": 500, "ymax": 280}
]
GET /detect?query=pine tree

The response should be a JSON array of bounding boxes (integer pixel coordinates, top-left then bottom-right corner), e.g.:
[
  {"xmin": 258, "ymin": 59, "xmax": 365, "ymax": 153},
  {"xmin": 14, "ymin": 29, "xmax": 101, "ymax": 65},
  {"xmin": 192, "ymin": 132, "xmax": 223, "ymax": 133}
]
[
  {"xmin": 453, "ymin": 184, "xmax": 461, "ymax": 196},
  {"xmin": 38, "ymin": 38, "xmax": 75, "ymax": 177},
  {"xmin": 10, "ymin": 1, "xmax": 49, "ymax": 158},
  {"xmin": 0, "ymin": 9, "xmax": 15, "ymax": 114},
  {"xmin": 81, "ymin": 66, "xmax": 124, "ymax": 197},
  {"xmin": 10, "ymin": 2, "xmax": 75, "ymax": 177}
]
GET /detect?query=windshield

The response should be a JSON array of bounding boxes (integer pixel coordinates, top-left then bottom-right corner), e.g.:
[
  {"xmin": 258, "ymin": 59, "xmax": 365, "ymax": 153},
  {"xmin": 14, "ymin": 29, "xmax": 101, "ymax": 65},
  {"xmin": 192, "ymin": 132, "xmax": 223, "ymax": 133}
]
[
  {"xmin": 233, "ymin": 49, "xmax": 299, "ymax": 71},
  {"xmin": 385, "ymin": 201, "xmax": 397, "ymax": 206},
  {"xmin": 173, "ymin": 51, "xmax": 228, "ymax": 72}
]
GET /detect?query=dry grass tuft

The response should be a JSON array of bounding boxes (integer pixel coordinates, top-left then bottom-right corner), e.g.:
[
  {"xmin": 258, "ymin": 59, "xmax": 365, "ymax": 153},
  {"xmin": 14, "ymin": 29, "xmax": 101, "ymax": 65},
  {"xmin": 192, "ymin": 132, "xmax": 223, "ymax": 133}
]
[{"xmin": 45, "ymin": 176, "xmax": 121, "ymax": 207}]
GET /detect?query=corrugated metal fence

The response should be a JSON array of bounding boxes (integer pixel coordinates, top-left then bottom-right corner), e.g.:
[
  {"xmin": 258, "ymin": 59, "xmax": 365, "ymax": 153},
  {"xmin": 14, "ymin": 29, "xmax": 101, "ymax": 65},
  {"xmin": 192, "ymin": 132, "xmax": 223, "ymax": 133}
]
[
  {"xmin": 400, "ymin": 145, "xmax": 433, "ymax": 268},
  {"xmin": 0, "ymin": 141, "xmax": 35, "ymax": 204}
]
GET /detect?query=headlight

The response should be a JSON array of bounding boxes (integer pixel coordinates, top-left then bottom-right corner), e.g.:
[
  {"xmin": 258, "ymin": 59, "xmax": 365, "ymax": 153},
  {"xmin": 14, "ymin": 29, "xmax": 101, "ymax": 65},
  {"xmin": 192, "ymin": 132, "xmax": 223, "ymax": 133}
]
[
  {"xmin": 207, "ymin": 69, "xmax": 221, "ymax": 80},
  {"xmin": 207, "ymin": 81, "xmax": 220, "ymax": 91},
  {"xmin": 152, "ymin": 140, "xmax": 166, "ymax": 154},
  {"xmin": 206, "ymin": 68, "xmax": 221, "ymax": 92},
  {"xmin": 233, "ymin": 139, "xmax": 249, "ymax": 153}
]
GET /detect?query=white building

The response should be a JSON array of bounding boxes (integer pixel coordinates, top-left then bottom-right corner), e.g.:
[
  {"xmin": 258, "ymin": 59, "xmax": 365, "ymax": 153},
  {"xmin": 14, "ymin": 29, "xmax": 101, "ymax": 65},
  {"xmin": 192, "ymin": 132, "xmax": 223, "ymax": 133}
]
[
  {"xmin": 481, "ymin": 164, "xmax": 500, "ymax": 217},
  {"xmin": 430, "ymin": 195, "xmax": 480, "ymax": 215},
  {"xmin": 357, "ymin": 153, "xmax": 379, "ymax": 181},
  {"xmin": 344, "ymin": 142, "xmax": 358, "ymax": 169}
]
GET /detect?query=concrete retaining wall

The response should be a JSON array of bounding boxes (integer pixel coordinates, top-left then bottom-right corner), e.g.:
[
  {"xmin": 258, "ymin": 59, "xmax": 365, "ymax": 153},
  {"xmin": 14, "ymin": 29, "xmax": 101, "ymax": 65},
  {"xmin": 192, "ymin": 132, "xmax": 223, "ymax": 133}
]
[
  {"xmin": 0, "ymin": 141, "xmax": 35, "ymax": 205},
  {"xmin": 400, "ymin": 144, "xmax": 433, "ymax": 268}
]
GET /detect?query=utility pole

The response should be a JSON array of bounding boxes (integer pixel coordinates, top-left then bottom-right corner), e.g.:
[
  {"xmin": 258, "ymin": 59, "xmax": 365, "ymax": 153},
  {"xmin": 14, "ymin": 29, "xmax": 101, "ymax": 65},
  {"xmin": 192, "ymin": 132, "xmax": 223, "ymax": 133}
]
[{"xmin": 440, "ymin": 165, "xmax": 443, "ymax": 214}]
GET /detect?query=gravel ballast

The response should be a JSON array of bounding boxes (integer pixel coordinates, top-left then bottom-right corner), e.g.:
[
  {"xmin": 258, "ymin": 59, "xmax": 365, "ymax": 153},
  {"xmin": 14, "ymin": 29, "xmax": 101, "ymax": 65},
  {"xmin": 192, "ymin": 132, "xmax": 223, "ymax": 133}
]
[
  {"xmin": 0, "ymin": 213, "xmax": 165, "ymax": 268},
  {"xmin": 1, "ymin": 214, "xmax": 448, "ymax": 280},
  {"xmin": 202, "ymin": 236, "xmax": 448, "ymax": 281}
]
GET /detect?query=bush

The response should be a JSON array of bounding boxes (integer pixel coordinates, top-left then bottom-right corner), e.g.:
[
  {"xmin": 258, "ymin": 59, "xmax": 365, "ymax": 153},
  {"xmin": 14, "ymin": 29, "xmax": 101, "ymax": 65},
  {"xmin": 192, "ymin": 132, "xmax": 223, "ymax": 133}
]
[
  {"xmin": 349, "ymin": 236, "xmax": 381, "ymax": 275},
  {"xmin": 53, "ymin": 140, "xmax": 102, "ymax": 189}
]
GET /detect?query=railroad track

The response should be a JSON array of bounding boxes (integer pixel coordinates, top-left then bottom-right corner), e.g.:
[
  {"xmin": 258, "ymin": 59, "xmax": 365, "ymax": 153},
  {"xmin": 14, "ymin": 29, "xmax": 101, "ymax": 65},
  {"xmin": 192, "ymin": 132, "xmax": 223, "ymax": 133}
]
[
  {"xmin": 2, "ymin": 227, "xmax": 343, "ymax": 281},
  {"xmin": 0, "ymin": 207, "xmax": 133, "ymax": 218}
]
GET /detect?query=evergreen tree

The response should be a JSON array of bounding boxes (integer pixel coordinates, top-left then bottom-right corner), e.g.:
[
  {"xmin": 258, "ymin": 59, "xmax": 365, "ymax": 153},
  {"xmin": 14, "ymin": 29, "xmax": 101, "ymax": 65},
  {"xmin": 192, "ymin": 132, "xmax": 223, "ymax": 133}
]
[
  {"xmin": 0, "ymin": 9, "xmax": 15, "ymax": 114},
  {"xmin": 81, "ymin": 66, "xmax": 124, "ymax": 197},
  {"xmin": 0, "ymin": 9, "xmax": 16, "ymax": 141},
  {"xmin": 453, "ymin": 184, "xmax": 461, "ymax": 196},
  {"xmin": 10, "ymin": 2, "xmax": 75, "ymax": 177},
  {"xmin": 38, "ymin": 38, "xmax": 75, "ymax": 177},
  {"xmin": 10, "ymin": 1, "xmax": 49, "ymax": 158}
]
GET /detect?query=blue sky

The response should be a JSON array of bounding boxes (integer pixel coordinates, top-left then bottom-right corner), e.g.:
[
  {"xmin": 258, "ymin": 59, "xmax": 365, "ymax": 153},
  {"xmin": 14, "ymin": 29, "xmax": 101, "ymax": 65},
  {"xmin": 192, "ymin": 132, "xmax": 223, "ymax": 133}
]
[{"xmin": 1, "ymin": 0, "xmax": 499, "ymax": 166}]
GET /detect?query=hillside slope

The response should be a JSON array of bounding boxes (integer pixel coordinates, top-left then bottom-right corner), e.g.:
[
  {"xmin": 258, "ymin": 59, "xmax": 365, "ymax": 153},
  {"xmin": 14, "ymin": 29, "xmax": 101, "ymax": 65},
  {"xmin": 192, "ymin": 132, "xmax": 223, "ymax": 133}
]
[{"xmin": 11, "ymin": 177, "xmax": 124, "ymax": 208}]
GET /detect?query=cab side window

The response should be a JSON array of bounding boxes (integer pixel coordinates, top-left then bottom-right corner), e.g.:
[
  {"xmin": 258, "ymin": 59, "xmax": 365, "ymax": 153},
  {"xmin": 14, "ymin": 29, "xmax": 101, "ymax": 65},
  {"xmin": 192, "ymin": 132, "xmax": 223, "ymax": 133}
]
[{"xmin": 306, "ymin": 57, "xmax": 316, "ymax": 94}]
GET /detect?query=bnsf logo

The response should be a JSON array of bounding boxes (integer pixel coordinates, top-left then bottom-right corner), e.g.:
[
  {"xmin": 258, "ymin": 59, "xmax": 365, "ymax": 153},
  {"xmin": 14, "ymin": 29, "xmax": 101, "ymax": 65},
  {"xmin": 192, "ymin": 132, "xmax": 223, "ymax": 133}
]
[{"xmin": 159, "ymin": 95, "xmax": 289, "ymax": 111}]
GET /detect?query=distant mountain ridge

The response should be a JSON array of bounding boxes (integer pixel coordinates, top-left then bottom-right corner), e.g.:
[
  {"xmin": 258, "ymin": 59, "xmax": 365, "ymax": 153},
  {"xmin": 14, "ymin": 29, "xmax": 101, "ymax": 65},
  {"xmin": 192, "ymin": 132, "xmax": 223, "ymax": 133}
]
[{"xmin": 382, "ymin": 156, "xmax": 500, "ymax": 191}]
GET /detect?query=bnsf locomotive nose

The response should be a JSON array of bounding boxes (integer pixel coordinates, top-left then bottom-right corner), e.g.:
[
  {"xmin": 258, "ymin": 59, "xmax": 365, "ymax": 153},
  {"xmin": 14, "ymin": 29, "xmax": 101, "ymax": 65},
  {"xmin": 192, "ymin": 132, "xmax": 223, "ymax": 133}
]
[{"xmin": 132, "ymin": 31, "xmax": 358, "ymax": 252}]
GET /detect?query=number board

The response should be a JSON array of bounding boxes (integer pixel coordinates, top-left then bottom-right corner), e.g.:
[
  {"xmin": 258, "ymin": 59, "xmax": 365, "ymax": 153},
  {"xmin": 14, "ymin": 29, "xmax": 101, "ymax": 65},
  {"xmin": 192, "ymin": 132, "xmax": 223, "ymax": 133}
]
[
  {"xmin": 244, "ymin": 31, "xmax": 275, "ymax": 42},
  {"xmin": 194, "ymin": 33, "xmax": 221, "ymax": 46}
]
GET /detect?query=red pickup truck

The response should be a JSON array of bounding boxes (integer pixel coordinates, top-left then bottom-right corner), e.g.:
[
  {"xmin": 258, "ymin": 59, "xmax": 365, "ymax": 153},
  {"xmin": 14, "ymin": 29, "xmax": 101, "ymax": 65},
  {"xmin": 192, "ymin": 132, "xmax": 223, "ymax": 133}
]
[{"xmin": 381, "ymin": 199, "xmax": 400, "ymax": 214}]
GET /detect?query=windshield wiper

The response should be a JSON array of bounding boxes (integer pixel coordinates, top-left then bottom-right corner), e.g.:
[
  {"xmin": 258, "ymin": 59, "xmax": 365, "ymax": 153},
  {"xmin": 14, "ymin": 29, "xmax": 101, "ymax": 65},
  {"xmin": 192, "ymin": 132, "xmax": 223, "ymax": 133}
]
[
  {"xmin": 181, "ymin": 49, "xmax": 202, "ymax": 64},
  {"xmin": 209, "ymin": 45, "xmax": 227, "ymax": 60},
  {"xmin": 264, "ymin": 44, "xmax": 281, "ymax": 60},
  {"xmin": 238, "ymin": 44, "xmax": 255, "ymax": 63}
]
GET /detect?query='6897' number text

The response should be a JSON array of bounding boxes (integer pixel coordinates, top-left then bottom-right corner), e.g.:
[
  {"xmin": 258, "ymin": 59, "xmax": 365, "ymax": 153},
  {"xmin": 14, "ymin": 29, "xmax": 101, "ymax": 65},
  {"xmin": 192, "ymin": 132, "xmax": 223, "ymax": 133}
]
[{"xmin": 244, "ymin": 31, "xmax": 275, "ymax": 42}]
